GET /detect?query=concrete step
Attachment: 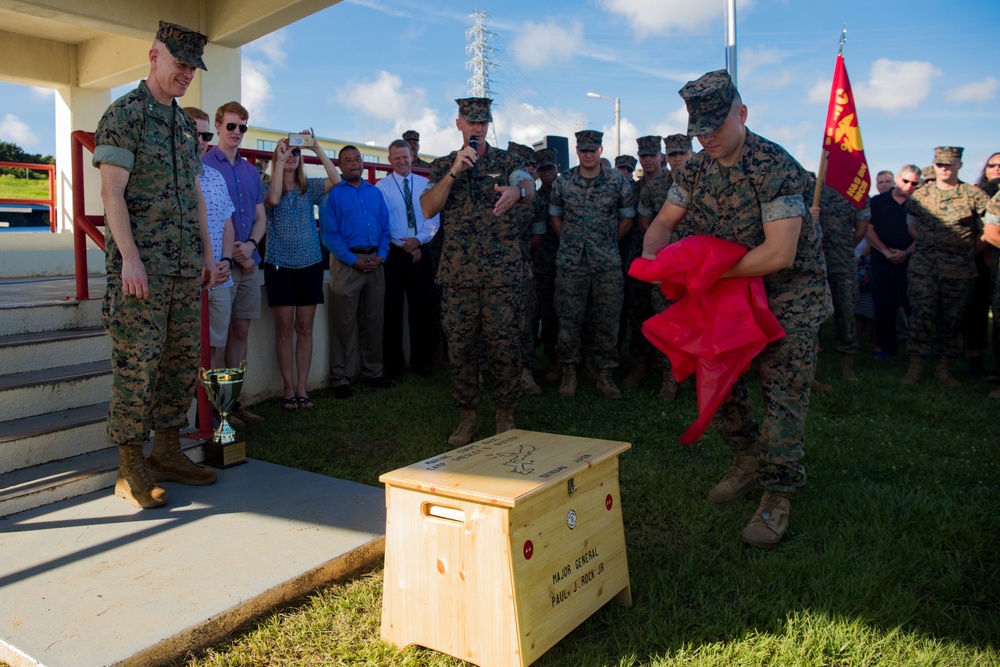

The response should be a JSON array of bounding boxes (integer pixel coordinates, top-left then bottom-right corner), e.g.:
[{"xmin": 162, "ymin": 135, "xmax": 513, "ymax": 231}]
[
  {"xmin": 0, "ymin": 402, "xmax": 109, "ymax": 475},
  {"xmin": 0, "ymin": 298, "xmax": 103, "ymax": 336},
  {"xmin": 0, "ymin": 460, "xmax": 385, "ymax": 667},
  {"xmin": 0, "ymin": 326, "xmax": 110, "ymax": 374},
  {"xmin": 0, "ymin": 431, "xmax": 203, "ymax": 518},
  {"xmin": 0, "ymin": 360, "xmax": 112, "ymax": 421}
]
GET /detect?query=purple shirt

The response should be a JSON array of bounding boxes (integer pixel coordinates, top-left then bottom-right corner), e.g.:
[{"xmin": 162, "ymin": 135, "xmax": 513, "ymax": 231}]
[{"xmin": 203, "ymin": 146, "xmax": 264, "ymax": 264}]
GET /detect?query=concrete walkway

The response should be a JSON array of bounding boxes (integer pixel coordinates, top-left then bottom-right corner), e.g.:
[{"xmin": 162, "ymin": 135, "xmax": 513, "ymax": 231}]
[{"xmin": 0, "ymin": 460, "xmax": 385, "ymax": 667}]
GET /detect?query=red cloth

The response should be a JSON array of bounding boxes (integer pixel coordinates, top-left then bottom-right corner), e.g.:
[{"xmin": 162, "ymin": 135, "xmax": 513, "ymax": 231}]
[{"xmin": 628, "ymin": 235, "xmax": 785, "ymax": 445}]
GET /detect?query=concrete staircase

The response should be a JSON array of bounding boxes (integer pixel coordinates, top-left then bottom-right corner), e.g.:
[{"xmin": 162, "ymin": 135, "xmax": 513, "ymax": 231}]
[{"xmin": 0, "ymin": 278, "xmax": 130, "ymax": 517}]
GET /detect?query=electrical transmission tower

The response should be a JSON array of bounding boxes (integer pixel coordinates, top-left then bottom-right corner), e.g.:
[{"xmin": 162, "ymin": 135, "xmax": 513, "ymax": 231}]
[{"xmin": 465, "ymin": 11, "xmax": 496, "ymax": 99}]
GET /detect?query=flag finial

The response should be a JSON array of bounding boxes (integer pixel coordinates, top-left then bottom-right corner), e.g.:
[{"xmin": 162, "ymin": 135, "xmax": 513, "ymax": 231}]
[{"xmin": 839, "ymin": 25, "xmax": 847, "ymax": 56}]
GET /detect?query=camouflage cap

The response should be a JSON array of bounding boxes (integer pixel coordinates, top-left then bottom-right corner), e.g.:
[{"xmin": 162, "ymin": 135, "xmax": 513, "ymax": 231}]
[
  {"xmin": 402, "ymin": 130, "xmax": 420, "ymax": 142},
  {"xmin": 507, "ymin": 141, "xmax": 534, "ymax": 162},
  {"xmin": 636, "ymin": 135, "xmax": 662, "ymax": 156},
  {"xmin": 615, "ymin": 155, "xmax": 637, "ymax": 171},
  {"xmin": 679, "ymin": 69, "xmax": 738, "ymax": 136},
  {"xmin": 922, "ymin": 165, "xmax": 936, "ymax": 181},
  {"xmin": 533, "ymin": 148, "xmax": 557, "ymax": 169},
  {"xmin": 155, "ymin": 21, "xmax": 208, "ymax": 71},
  {"xmin": 933, "ymin": 146, "xmax": 964, "ymax": 165},
  {"xmin": 663, "ymin": 133, "xmax": 693, "ymax": 154},
  {"xmin": 575, "ymin": 130, "xmax": 604, "ymax": 151},
  {"xmin": 455, "ymin": 97, "xmax": 493, "ymax": 123}
]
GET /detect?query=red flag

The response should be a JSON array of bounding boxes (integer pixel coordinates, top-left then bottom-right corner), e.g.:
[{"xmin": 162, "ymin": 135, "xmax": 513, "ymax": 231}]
[{"xmin": 822, "ymin": 54, "xmax": 870, "ymax": 209}]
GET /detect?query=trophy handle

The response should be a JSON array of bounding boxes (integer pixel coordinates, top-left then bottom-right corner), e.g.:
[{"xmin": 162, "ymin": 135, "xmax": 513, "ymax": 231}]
[{"xmin": 238, "ymin": 359, "xmax": 248, "ymax": 373}]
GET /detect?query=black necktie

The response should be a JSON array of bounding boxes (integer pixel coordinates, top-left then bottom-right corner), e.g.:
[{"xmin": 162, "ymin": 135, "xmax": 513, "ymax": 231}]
[{"xmin": 403, "ymin": 177, "xmax": 417, "ymax": 236}]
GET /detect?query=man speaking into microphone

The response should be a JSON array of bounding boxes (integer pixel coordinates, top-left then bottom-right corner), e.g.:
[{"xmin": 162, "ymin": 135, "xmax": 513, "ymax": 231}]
[{"xmin": 421, "ymin": 97, "xmax": 536, "ymax": 445}]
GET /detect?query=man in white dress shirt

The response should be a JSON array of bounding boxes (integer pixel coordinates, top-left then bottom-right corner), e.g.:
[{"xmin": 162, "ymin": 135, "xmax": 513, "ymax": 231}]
[{"xmin": 376, "ymin": 139, "xmax": 441, "ymax": 378}]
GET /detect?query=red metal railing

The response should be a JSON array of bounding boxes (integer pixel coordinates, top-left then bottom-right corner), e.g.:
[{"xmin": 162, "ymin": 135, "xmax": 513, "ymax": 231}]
[
  {"xmin": 0, "ymin": 160, "xmax": 56, "ymax": 231},
  {"xmin": 71, "ymin": 132, "xmax": 428, "ymax": 439}
]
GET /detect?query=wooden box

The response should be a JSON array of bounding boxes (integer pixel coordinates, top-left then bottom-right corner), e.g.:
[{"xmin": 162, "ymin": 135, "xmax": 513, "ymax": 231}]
[{"xmin": 379, "ymin": 429, "xmax": 632, "ymax": 667}]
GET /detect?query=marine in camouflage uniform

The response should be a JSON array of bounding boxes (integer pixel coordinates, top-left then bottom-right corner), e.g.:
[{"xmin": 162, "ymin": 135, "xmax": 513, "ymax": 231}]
[
  {"xmin": 532, "ymin": 148, "xmax": 561, "ymax": 370},
  {"xmin": 93, "ymin": 21, "xmax": 219, "ymax": 509},
  {"xmin": 815, "ymin": 183, "xmax": 869, "ymax": 378},
  {"xmin": 508, "ymin": 141, "xmax": 545, "ymax": 395},
  {"xmin": 403, "ymin": 130, "xmax": 432, "ymax": 169},
  {"xmin": 550, "ymin": 130, "xmax": 635, "ymax": 399},
  {"xmin": 902, "ymin": 146, "xmax": 990, "ymax": 386},
  {"xmin": 642, "ymin": 70, "xmax": 832, "ymax": 548},
  {"xmin": 420, "ymin": 98, "xmax": 535, "ymax": 444}
]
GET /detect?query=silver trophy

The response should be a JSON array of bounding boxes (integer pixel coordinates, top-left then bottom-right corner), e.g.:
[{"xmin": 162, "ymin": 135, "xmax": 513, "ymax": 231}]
[{"xmin": 199, "ymin": 360, "xmax": 248, "ymax": 467}]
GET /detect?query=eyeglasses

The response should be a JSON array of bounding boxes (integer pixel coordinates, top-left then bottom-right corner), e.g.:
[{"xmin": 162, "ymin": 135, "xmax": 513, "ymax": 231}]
[
  {"xmin": 987, "ymin": 163, "xmax": 1000, "ymax": 169},
  {"xmin": 225, "ymin": 122, "xmax": 248, "ymax": 133},
  {"xmin": 291, "ymin": 148, "xmax": 301, "ymax": 157},
  {"xmin": 199, "ymin": 132, "xmax": 214, "ymax": 142}
]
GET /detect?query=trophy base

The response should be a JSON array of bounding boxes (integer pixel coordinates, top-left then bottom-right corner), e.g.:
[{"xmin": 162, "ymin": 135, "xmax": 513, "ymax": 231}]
[{"xmin": 204, "ymin": 439, "xmax": 247, "ymax": 469}]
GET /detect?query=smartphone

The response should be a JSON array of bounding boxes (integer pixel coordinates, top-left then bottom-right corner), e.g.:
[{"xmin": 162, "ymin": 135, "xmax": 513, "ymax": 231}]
[{"xmin": 288, "ymin": 132, "xmax": 314, "ymax": 148}]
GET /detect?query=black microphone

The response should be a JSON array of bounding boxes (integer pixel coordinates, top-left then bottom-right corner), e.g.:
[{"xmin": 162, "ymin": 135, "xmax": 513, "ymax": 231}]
[{"xmin": 469, "ymin": 137, "xmax": 479, "ymax": 178}]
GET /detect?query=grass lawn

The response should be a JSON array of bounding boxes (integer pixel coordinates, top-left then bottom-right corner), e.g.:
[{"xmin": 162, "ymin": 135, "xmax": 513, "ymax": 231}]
[
  {"xmin": 0, "ymin": 174, "xmax": 51, "ymax": 201},
  {"xmin": 176, "ymin": 335, "xmax": 1000, "ymax": 666}
]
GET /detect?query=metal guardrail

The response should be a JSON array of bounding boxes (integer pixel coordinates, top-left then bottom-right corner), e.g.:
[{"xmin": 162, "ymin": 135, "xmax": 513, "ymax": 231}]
[{"xmin": 0, "ymin": 160, "xmax": 56, "ymax": 231}]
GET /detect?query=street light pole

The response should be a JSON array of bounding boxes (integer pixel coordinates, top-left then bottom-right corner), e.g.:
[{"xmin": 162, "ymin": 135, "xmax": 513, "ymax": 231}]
[{"xmin": 586, "ymin": 92, "xmax": 621, "ymax": 157}]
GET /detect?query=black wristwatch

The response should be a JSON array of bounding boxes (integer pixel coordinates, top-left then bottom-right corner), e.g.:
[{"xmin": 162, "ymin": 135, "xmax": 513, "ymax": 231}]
[
  {"xmin": 518, "ymin": 186, "xmax": 525, "ymax": 200},
  {"xmin": 221, "ymin": 256, "xmax": 236, "ymax": 270}
]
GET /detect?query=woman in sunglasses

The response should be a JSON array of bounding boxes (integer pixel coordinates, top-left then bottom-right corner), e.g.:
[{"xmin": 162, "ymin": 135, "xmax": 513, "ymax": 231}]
[{"xmin": 263, "ymin": 132, "xmax": 341, "ymax": 409}]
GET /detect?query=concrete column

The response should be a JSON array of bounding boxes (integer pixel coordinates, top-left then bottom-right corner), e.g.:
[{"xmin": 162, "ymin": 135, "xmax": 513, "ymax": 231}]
[
  {"xmin": 185, "ymin": 44, "xmax": 242, "ymax": 124},
  {"xmin": 54, "ymin": 85, "xmax": 109, "ymax": 234}
]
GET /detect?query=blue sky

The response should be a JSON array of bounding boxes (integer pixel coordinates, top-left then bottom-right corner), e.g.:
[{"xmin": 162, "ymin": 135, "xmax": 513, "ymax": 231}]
[{"xmin": 2, "ymin": 0, "xmax": 998, "ymax": 187}]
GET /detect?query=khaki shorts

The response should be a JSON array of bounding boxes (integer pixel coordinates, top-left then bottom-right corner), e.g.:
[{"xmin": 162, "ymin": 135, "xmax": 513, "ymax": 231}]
[
  {"xmin": 230, "ymin": 265, "xmax": 264, "ymax": 319},
  {"xmin": 208, "ymin": 286, "xmax": 232, "ymax": 347}
]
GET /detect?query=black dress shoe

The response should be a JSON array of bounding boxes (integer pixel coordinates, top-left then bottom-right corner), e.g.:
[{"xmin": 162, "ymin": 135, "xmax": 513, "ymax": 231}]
[
  {"xmin": 362, "ymin": 376, "xmax": 393, "ymax": 389},
  {"xmin": 333, "ymin": 384, "xmax": 353, "ymax": 399}
]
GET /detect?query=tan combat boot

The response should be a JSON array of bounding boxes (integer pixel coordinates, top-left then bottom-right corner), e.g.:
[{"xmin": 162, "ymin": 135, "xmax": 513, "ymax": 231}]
[
  {"xmin": 115, "ymin": 444, "xmax": 168, "ymax": 509},
  {"xmin": 840, "ymin": 353, "xmax": 858, "ymax": 381},
  {"xmin": 811, "ymin": 378, "xmax": 833, "ymax": 392},
  {"xmin": 595, "ymin": 368, "xmax": 623, "ymax": 400},
  {"xmin": 740, "ymin": 490, "xmax": 792, "ymax": 548},
  {"xmin": 623, "ymin": 355, "xmax": 649, "ymax": 388},
  {"xmin": 520, "ymin": 367, "xmax": 543, "ymax": 396},
  {"xmin": 447, "ymin": 408, "xmax": 479, "ymax": 446},
  {"xmin": 901, "ymin": 357, "xmax": 924, "ymax": 385},
  {"xmin": 496, "ymin": 408, "xmax": 516, "ymax": 434},
  {"xmin": 707, "ymin": 450, "xmax": 759, "ymax": 504},
  {"xmin": 658, "ymin": 369, "xmax": 678, "ymax": 402},
  {"xmin": 148, "ymin": 428, "xmax": 218, "ymax": 486},
  {"xmin": 558, "ymin": 363, "xmax": 578, "ymax": 397},
  {"xmin": 934, "ymin": 358, "xmax": 961, "ymax": 387}
]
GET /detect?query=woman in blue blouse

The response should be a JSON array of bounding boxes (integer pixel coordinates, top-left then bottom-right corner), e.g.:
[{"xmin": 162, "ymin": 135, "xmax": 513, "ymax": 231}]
[{"xmin": 263, "ymin": 133, "xmax": 340, "ymax": 409}]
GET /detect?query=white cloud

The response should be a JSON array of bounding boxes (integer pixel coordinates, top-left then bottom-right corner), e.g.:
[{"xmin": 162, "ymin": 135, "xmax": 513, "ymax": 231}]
[
  {"xmin": 598, "ymin": 0, "xmax": 752, "ymax": 38},
  {"xmin": 946, "ymin": 77, "xmax": 999, "ymax": 103},
  {"xmin": 496, "ymin": 102, "xmax": 581, "ymax": 149},
  {"xmin": 29, "ymin": 86, "xmax": 55, "ymax": 100},
  {"xmin": 241, "ymin": 30, "xmax": 289, "ymax": 123},
  {"xmin": 853, "ymin": 58, "xmax": 941, "ymax": 115},
  {"xmin": 0, "ymin": 113, "xmax": 38, "ymax": 146},
  {"xmin": 651, "ymin": 105, "xmax": 690, "ymax": 140},
  {"xmin": 741, "ymin": 46, "xmax": 782, "ymax": 78},
  {"xmin": 807, "ymin": 77, "xmax": 829, "ymax": 104},
  {"xmin": 510, "ymin": 21, "xmax": 583, "ymax": 68}
]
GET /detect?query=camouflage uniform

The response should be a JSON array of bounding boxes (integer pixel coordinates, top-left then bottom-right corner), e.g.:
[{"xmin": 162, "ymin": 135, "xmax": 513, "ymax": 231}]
[
  {"xmin": 818, "ymin": 184, "xmax": 866, "ymax": 355},
  {"xmin": 93, "ymin": 79, "xmax": 205, "ymax": 448},
  {"xmin": 532, "ymin": 149, "xmax": 560, "ymax": 359},
  {"xmin": 425, "ymin": 143, "xmax": 531, "ymax": 409},
  {"xmin": 669, "ymin": 126, "xmax": 831, "ymax": 492},
  {"xmin": 550, "ymin": 157, "xmax": 635, "ymax": 369},
  {"xmin": 904, "ymin": 180, "xmax": 989, "ymax": 359},
  {"xmin": 403, "ymin": 130, "xmax": 432, "ymax": 169},
  {"xmin": 509, "ymin": 142, "xmax": 545, "ymax": 370}
]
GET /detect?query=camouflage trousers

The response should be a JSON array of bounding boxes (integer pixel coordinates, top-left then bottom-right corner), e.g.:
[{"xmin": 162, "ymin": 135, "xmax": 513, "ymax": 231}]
[
  {"xmin": 710, "ymin": 325, "xmax": 818, "ymax": 493},
  {"xmin": 102, "ymin": 273, "xmax": 201, "ymax": 447},
  {"xmin": 534, "ymin": 271, "xmax": 558, "ymax": 359},
  {"xmin": 442, "ymin": 284, "xmax": 522, "ymax": 409},
  {"xmin": 825, "ymin": 257, "xmax": 859, "ymax": 354},
  {"xmin": 625, "ymin": 275, "xmax": 654, "ymax": 358},
  {"xmin": 520, "ymin": 263, "xmax": 539, "ymax": 369},
  {"xmin": 907, "ymin": 256, "xmax": 973, "ymax": 359},
  {"xmin": 555, "ymin": 267, "xmax": 623, "ymax": 368}
]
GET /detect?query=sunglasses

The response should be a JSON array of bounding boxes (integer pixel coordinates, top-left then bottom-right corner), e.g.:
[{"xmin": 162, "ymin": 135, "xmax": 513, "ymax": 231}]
[
  {"xmin": 199, "ymin": 132, "xmax": 214, "ymax": 142},
  {"xmin": 226, "ymin": 122, "xmax": 248, "ymax": 133},
  {"xmin": 291, "ymin": 148, "xmax": 301, "ymax": 157},
  {"xmin": 934, "ymin": 163, "xmax": 953, "ymax": 168},
  {"xmin": 901, "ymin": 178, "xmax": 919, "ymax": 185},
  {"xmin": 987, "ymin": 163, "xmax": 1000, "ymax": 169}
]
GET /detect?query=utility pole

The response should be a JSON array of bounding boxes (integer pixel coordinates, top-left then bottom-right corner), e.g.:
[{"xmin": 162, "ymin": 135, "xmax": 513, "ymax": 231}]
[{"xmin": 466, "ymin": 11, "xmax": 496, "ymax": 99}]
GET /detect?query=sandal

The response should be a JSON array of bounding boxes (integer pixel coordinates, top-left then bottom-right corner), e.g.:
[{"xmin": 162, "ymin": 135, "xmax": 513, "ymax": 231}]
[
  {"xmin": 281, "ymin": 397, "xmax": 299, "ymax": 411},
  {"xmin": 296, "ymin": 396, "xmax": 315, "ymax": 409}
]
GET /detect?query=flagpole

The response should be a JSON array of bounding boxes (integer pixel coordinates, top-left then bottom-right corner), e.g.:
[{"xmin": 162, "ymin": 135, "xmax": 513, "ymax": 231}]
[{"xmin": 813, "ymin": 26, "xmax": 848, "ymax": 209}]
